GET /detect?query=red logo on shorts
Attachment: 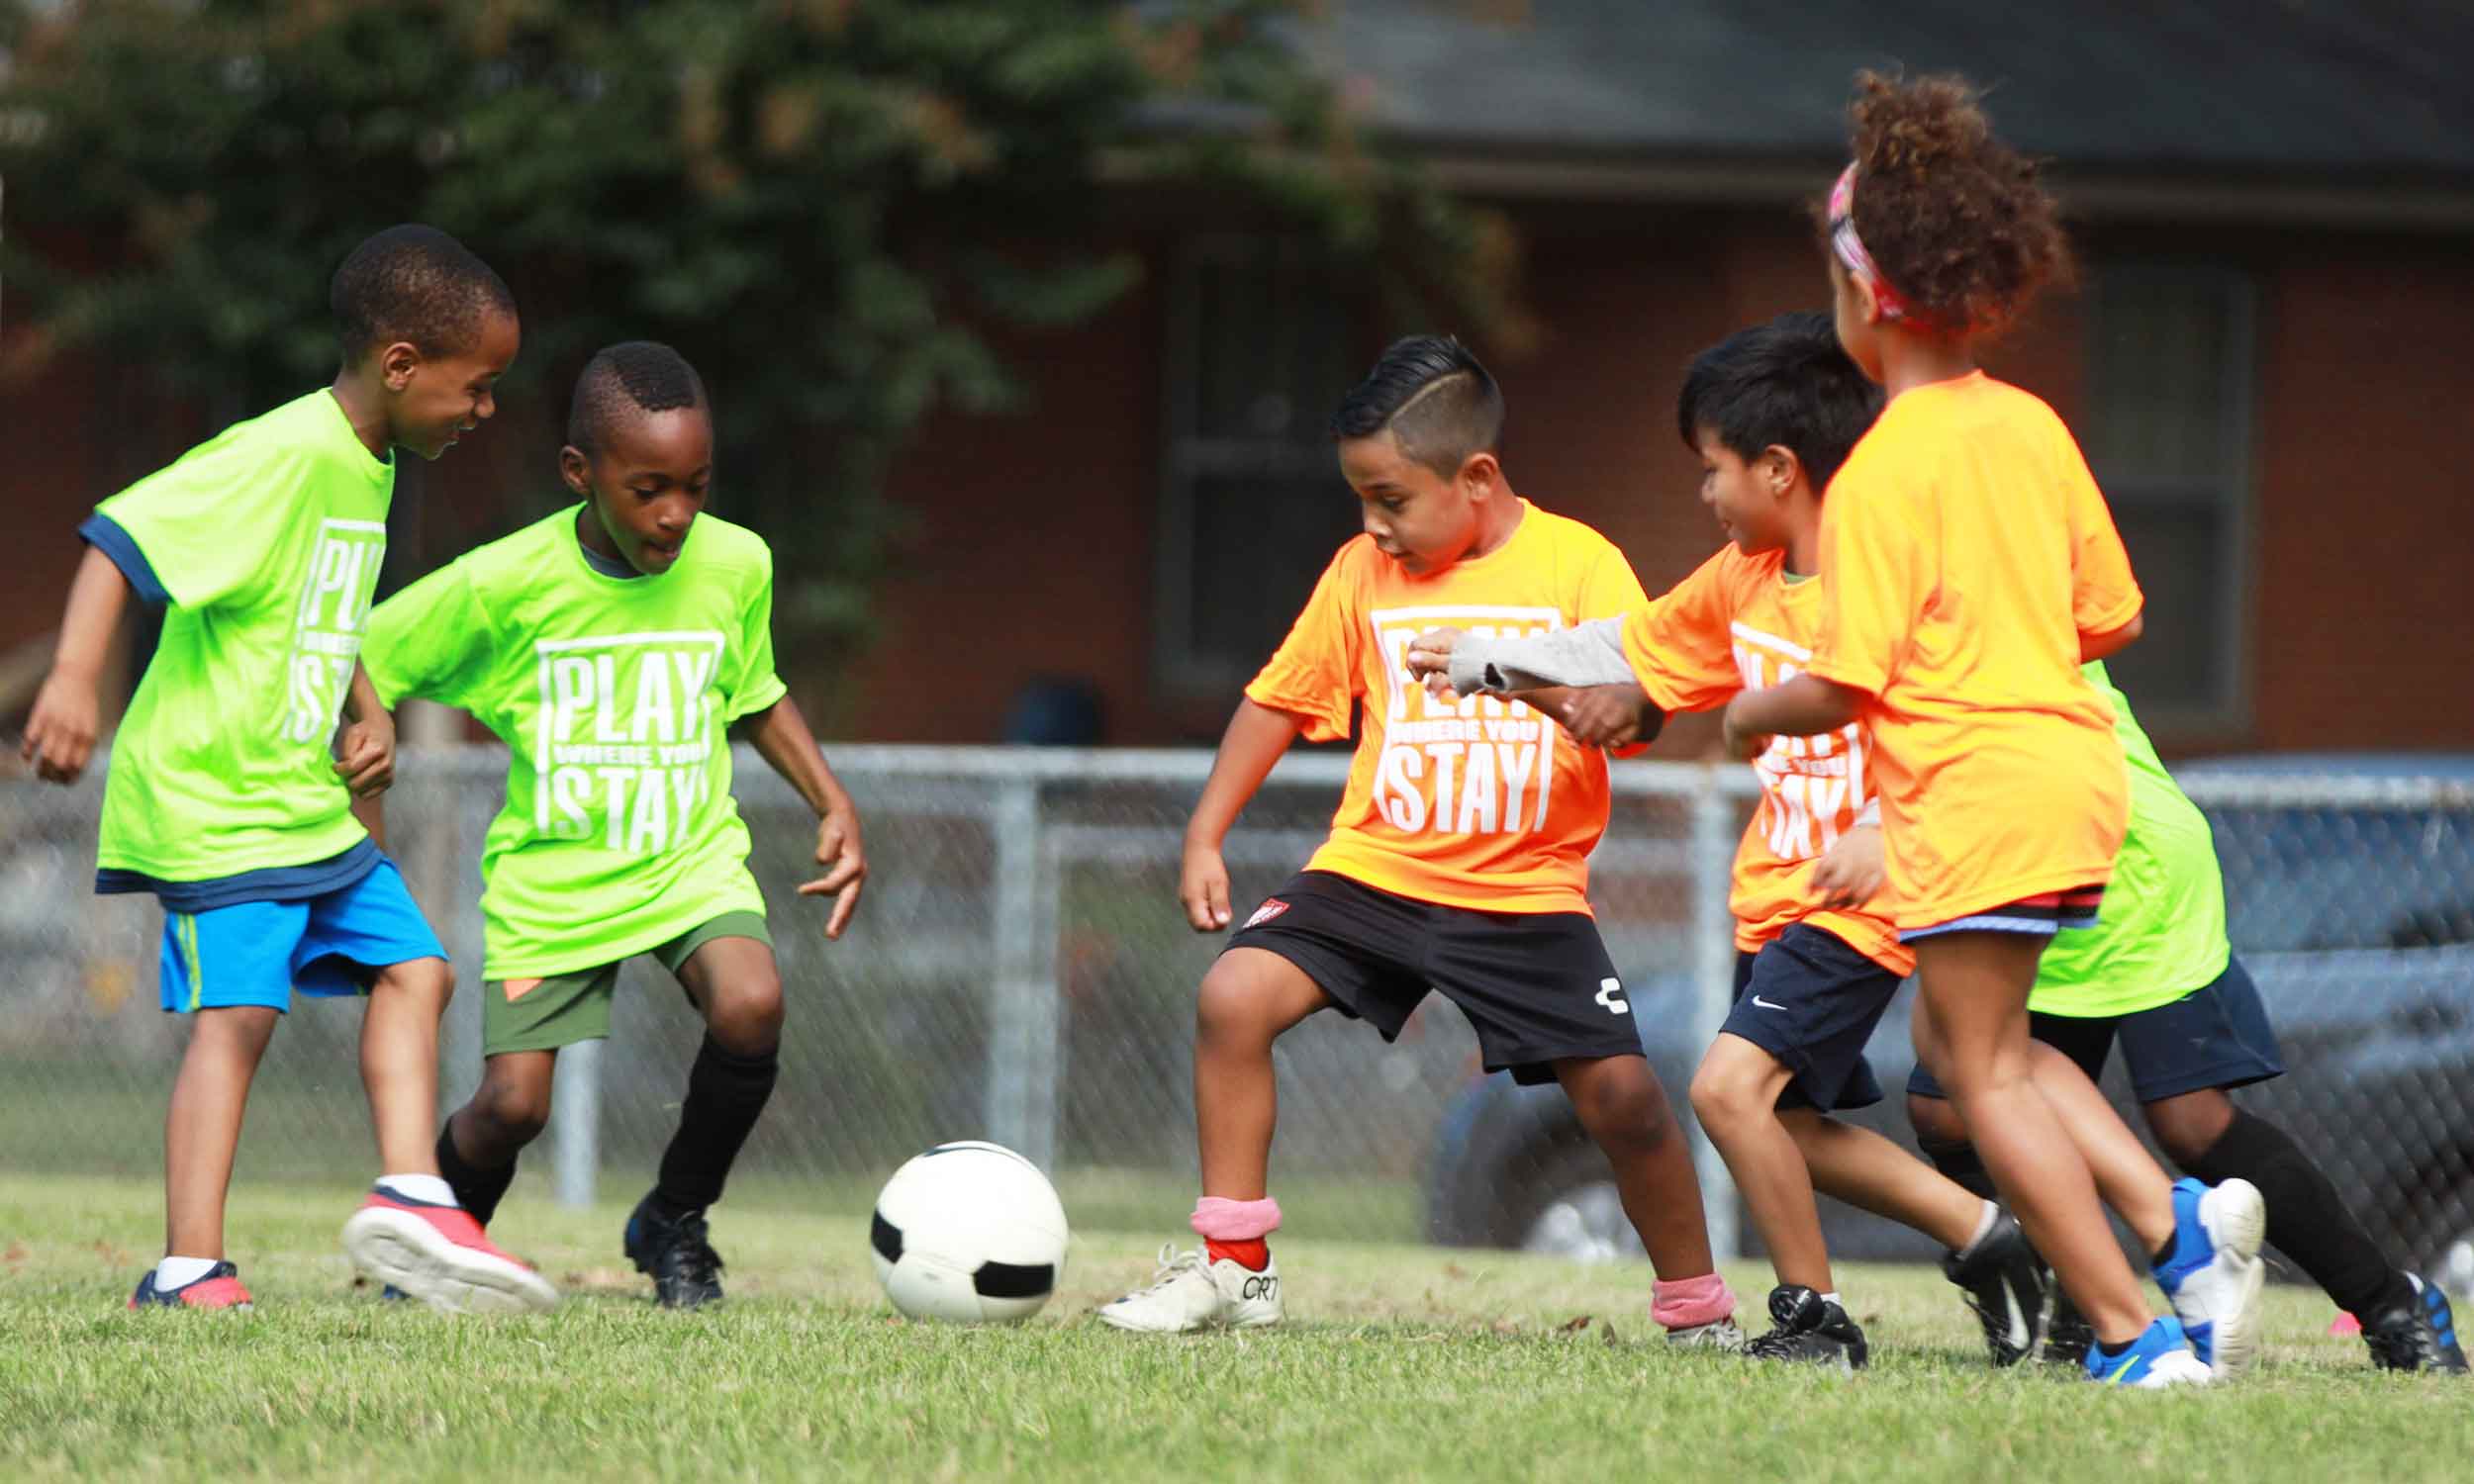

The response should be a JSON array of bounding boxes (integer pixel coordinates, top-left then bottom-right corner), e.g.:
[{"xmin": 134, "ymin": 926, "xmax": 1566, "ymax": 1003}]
[{"xmin": 1244, "ymin": 898, "xmax": 1291, "ymax": 929}]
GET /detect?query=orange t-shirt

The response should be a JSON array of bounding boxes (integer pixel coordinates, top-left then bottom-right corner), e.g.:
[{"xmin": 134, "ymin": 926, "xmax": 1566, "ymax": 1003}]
[
  {"xmin": 1622, "ymin": 545, "xmax": 1909, "ymax": 974},
  {"xmin": 1806, "ymin": 372, "xmax": 2143, "ymax": 931},
  {"xmin": 1244, "ymin": 500, "xmax": 1650, "ymax": 914}
]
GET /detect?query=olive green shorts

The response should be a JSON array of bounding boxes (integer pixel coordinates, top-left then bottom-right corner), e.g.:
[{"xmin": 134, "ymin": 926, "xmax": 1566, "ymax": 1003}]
[{"xmin": 483, "ymin": 911, "xmax": 773, "ymax": 1056}]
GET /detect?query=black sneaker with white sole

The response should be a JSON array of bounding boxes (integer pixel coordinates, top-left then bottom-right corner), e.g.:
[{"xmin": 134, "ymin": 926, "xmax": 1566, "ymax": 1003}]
[
  {"xmin": 1745, "ymin": 1284, "xmax": 1868, "ymax": 1371},
  {"xmin": 624, "ymin": 1193, "xmax": 726, "ymax": 1309},
  {"xmin": 1942, "ymin": 1210, "xmax": 2047, "ymax": 1367}
]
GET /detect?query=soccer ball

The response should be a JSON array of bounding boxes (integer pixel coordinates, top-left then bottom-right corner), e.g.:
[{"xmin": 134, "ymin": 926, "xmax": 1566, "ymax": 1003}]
[{"xmin": 869, "ymin": 1140, "xmax": 1070, "ymax": 1323}]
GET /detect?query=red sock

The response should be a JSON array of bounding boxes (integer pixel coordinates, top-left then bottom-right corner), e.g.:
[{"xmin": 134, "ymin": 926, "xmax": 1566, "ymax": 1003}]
[{"xmin": 1206, "ymin": 1237, "xmax": 1271, "ymax": 1271}]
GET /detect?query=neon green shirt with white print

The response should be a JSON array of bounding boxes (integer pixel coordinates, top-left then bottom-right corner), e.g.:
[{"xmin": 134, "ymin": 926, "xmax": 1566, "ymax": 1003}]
[
  {"xmin": 364, "ymin": 505, "xmax": 789, "ymax": 978},
  {"xmin": 92, "ymin": 390, "xmax": 391, "ymax": 881},
  {"xmin": 2029, "ymin": 662, "xmax": 2233, "ymax": 1017}
]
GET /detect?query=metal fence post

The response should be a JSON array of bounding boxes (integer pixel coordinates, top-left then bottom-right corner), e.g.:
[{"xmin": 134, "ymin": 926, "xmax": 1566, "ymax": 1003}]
[
  {"xmin": 987, "ymin": 773, "xmax": 1061, "ymax": 1169},
  {"xmin": 552, "ymin": 1037, "xmax": 603, "ymax": 1208},
  {"xmin": 1687, "ymin": 772, "xmax": 1741, "ymax": 1260}
]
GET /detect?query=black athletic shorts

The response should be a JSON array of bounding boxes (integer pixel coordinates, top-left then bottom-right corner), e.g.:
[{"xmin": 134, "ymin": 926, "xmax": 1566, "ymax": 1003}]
[
  {"xmin": 1223, "ymin": 870, "xmax": 1643, "ymax": 1085},
  {"xmin": 1723, "ymin": 923, "xmax": 1904, "ymax": 1112},
  {"xmin": 1906, "ymin": 956, "xmax": 2284, "ymax": 1105}
]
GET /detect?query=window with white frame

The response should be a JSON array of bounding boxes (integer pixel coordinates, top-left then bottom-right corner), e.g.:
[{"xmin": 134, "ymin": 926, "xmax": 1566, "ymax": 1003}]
[
  {"xmin": 2083, "ymin": 264, "xmax": 2257, "ymax": 736},
  {"xmin": 1154, "ymin": 238, "xmax": 1365, "ymax": 701}
]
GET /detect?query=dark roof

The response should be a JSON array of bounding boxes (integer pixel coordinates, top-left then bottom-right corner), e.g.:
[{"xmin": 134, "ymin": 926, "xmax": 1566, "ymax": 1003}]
[{"xmin": 1318, "ymin": 1, "xmax": 2474, "ymax": 190}]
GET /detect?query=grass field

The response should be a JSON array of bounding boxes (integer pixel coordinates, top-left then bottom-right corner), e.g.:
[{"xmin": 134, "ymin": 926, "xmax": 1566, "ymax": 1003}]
[{"xmin": 2, "ymin": 1174, "xmax": 2465, "ymax": 1482}]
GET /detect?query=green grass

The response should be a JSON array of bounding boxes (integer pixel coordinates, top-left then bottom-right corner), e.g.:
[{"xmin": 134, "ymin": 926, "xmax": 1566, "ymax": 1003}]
[{"xmin": 0, "ymin": 1174, "xmax": 2463, "ymax": 1481}]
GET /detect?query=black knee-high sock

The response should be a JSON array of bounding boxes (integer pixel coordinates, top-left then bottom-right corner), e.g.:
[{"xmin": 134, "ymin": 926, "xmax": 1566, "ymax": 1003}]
[
  {"xmin": 2181, "ymin": 1108, "xmax": 2410, "ymax": 1318},
  {"xmin": 437, "ymin": 1123, "xmax": 519, "ymax": 1228},
  {"xmin": 1919, "ymin": 1135, "xmax": 2001, "ymax": 1205},
  {"xmin": 653, "ymin": 1036, "xmax": 781, "ymax": 1216}
]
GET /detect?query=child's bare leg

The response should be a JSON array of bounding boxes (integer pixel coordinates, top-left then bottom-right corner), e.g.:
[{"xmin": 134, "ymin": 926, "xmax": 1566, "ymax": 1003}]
[
  {"xmin": 1555, "ymin": 1053, "xmax": 1716, "ymax": 1280},
  {"xmin": 163, "ymin": 1005, "xmax": 280, "ymax": 1257},
  {"xmin": 1780, "ymin": 1109, "xmax": 1985, "ymax": 1251},
  {"xmin": 450, "ymin": 1052, "xmax": 558, "ymax": 1166},
  {"xmin": 1192, "ymin": 948, "xmax": 1329, "ymax": 1198},
  {"xmin": 1689, "ymin": 1034, "xmax": 1830, "ymax": 1291},
  {"xmin": 1917, "ymin": 932, "xmax": 2153, "ymax": 1345},
  {"xmin": 362, "ymin": 956, "xmax": 454, "ymax": 1176},
  {"xmin": 2022, "ymin": 1040, "xmax": 2175, "ymax": 1253}
]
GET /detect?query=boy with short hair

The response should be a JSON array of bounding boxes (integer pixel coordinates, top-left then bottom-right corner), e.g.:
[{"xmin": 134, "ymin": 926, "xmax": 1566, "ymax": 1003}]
[
  {"xmin": 1097, "ymin": 335, "xmax": 1738, "ymax": 1343},
  {"xmin": 1411, "ymin": 313, "xmax": 2046, "ymax": 1370},
  {"xmin": 1902, "ymin": 662, "xmax": 2469, "ymax": 1373},
  {"xmin": 363, "ymin": 341, "xmax": 867, "ymax": 1309},
  {"xmin": 21, "ymin": 225, "xmax": 549, "ymax": 1313}
]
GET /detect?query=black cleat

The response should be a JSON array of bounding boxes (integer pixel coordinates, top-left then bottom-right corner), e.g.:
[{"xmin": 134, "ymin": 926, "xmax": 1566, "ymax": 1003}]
[
  {"xmin": 1942, "ymin": 1210, "xmax": 2047, "ymax": 1367},
  {"xmin": 1745, "ymin": 1284, "xmax": 1868, "ymax": 1371},
  {"xmin": 2364, "ymin": 1272, "xmax": 2470, "ymax": 1373},
  {"xmin": 624, "ymin": 1193, "xmax": 726, "ymax": 1309},
  {"xmin": 2042, "ymin": 1270, "xmax": 2095, "ymax": 1367}
]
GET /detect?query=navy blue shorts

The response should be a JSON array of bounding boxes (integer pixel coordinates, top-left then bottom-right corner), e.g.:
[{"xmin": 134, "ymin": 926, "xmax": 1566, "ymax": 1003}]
[
  {"xmin": 1906, "ymin": 956, "xmax": 2284, "ymax": 1104},
  {"xmin": 1723, "ymin": 923, "xmax": 1904, "ymax": 1112},
  {"xmin": 1224, "ymin": 870, "xmax": 1642, "ymax": 1086}
]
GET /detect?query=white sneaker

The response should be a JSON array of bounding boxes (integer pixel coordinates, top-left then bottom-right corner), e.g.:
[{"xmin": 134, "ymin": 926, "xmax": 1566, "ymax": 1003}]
[
  {"xmin": 2154, "ymin": 1177, "xmax": 2267, "ymax": 1377},
  {"xmin": 2126, "ymin": 1346, "xmax": 2215, "ymax": 1389},
  {"xmin": 1665, "ymin": 1316, "xmax": 1745, "ymax": 1351},
  {"xmin": 1094, "ymin": 1244, "xmax": 1282, "ymax": 1333}
]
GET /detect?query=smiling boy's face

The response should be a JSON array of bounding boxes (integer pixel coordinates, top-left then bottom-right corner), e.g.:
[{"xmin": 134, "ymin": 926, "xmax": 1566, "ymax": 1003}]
[
  {"xmin": 387, "ymin": 308, "xmax": 521, "ymax": 461},
  {"xmin": 1694, "ymin": 427, "xmax": 1794, "ymax": 558},
  {"xmin": 565, "ymin": 405, "xmax": 713, "ymax": 576}
]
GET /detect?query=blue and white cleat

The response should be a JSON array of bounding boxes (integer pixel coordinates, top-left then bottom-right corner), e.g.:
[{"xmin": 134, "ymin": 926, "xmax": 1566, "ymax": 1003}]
[
  {"xmin": 2085, "ymin": 1316, "xmax": 2212, "ymax": 1388},
  {"xmin": 2153, "ymin": 1176, "xmax": 2267, "ymax": 1377}
]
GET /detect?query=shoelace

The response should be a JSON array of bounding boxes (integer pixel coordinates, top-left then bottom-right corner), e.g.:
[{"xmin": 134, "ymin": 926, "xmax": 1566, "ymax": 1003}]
[
  {"xmin": 663, "ymin": 1213, "xmax": 725, "ymax": 1288},
  {"xmin": 2365, "ymin": 1314, "xmax": 2434, "ymax": 1370},
  {"xmin": 1127, "ymin": 1243, "xmax": 1207, "ymax": 1297},
  {"xmin": 1744, "ymin": 1325, "xmax": 1812, "ymax": 1360}
]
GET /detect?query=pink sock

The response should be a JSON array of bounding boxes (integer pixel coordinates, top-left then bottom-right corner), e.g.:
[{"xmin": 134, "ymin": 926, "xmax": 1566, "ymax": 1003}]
[
  {"xmin": 1190, "ymin": 1195, "xmax": 1282, "ymax": 1242},
  {"xmin": 1652, "ymin": 1271, "xmax": 1735, "ymax": 1331}
]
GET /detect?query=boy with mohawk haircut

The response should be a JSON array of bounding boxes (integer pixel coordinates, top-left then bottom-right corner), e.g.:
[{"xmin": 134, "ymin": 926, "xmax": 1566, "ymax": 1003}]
[
  {"xmin": 364, "ymin": 341, "xmax": 868, "ymax": 1309},
  {"xmin": 1099, "ymin": 335, "xmax": 1739, "ymax": 1344}
]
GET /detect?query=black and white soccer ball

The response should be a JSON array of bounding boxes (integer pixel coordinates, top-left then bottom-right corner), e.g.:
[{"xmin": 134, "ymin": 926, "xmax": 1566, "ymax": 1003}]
[{"xmin": 869, "ymin": 1141, "xmax": 1069, "ymax": 1323}]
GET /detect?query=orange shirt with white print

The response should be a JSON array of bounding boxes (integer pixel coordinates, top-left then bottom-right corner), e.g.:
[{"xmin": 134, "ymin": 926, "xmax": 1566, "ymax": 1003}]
[
  {"xmin": 1621, "ymin": 545, "xmax": 1909, "ymax": 974},
  {"xmin": 1805, "ymin": 372, "xmax": 2142, "ymax": 932},
  {"xmin": 1245, "ymin": 500, "xmax": 1651, "ymax": 914}
]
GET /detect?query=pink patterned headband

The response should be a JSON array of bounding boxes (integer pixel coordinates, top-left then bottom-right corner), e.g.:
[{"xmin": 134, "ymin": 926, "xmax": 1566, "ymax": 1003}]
[{"xmin": 1828, "ymin": 162, "xmax": 1917, "ymax": 324}]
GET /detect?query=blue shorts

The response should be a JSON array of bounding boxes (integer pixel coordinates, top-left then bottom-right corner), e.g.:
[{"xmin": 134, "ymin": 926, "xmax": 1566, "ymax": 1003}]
[
  {"xmin": 157, "ymin": 859, "xmax": 446, "ymax": 1014},
  {"xmin": 1905, "ymin": 957, "xmax": 2284, "ymax": 1104},
  {"xmin": 1723, "ymin": 923, "xmax": 1905, "ymax": 1112}
]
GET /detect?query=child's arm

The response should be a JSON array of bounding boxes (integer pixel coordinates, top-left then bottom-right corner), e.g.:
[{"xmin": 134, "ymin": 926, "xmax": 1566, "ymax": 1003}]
[
  {"xmin": 1406, "ymin": 622, "xmax": 1663, "ymax": 751},
  {"xmin": 1182, "ymin": 698, "xmax": 1301, "ymax": 932},
  {"xmin": 333, "ymin": 661, "xmax": 398, "ymax": 798},
  {"xmin": 2080, "ymin": 610, "xmax": 2143, "ymax": 663},
  {"xmin": 743, "ymin": 696, "xmax": 867, "ymax": 940},
  {"xmin": 21, "ymin": 546, "xmax": 133, "ymax": 785},
  {"xmin": 1722, "ymin": 675, "xmax": 1864, "ymax": 759}
]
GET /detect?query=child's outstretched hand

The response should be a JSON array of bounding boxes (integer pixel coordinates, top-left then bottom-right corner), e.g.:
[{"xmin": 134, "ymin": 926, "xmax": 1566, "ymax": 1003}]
[
  {"xmin": 1814, "ymin": 823, "xmax": 1886, "ymax": 909},
  {"xmin": 798, "ymin": 803, "xmax": 868, "ymax": 940},
  {"xmin": 1405, "ymin": 626, "xmax": 1465, "ymax": 698},
  {"xmin": 1180, "ymin": 836, "xmax": 1233, "ymax": 933},
  {"xmin": 333, "ymin": 708, "xmax": 398, "ymax": 797},
  {"xmin": 1558, "ymin": 684, "xmax": 1654, "ymax": 749},
  {"xmin": 21, "ymin": 669, "xmax": 101, "ymax": 785}
]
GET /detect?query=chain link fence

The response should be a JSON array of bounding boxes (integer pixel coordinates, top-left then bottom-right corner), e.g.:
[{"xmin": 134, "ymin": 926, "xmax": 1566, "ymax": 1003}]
[{"xmin": 5, "ymin": 748, "xmax": 2473, "ymax": 1272}]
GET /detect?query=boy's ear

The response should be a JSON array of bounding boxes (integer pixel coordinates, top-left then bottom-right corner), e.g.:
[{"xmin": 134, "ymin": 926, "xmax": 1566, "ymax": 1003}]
[
  {"xmin": 558, "ymin": 445, "xmax": 594, "ymax": 497},
  {"xmin": 1458, "ymin": 449, "xmax": 1502, "ymax": 494},
  {"xmin": 1760, "ymin": 445, "xmax": 1805, "ymax": 497},
  {"xmin": 377, "ymin": 340, "xmax": 423, "ymax": 393}
]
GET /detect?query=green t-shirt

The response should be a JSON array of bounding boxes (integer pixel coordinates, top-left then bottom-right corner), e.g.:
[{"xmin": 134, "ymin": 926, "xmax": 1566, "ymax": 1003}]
[
  {"xmin": 94, "ymin": 390, "xmax": 393, "ymax": 881},
  {"xmin": 2030, "ymin": 661, "xmax": 2232, "ymax": 1016},
  {"xmin": 364, "ymin": 506, "xmax": 790, "ymax": 978}
]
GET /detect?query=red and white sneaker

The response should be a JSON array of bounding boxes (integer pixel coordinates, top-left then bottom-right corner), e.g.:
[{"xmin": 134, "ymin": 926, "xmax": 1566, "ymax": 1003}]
[
  {"xmin": 129, "ymin": 1261, "xmax": 253, "ymax": 1310},
  {"xmin": 341, "ymin": 1185, "xmax": 558, "ymax": 1315}
]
